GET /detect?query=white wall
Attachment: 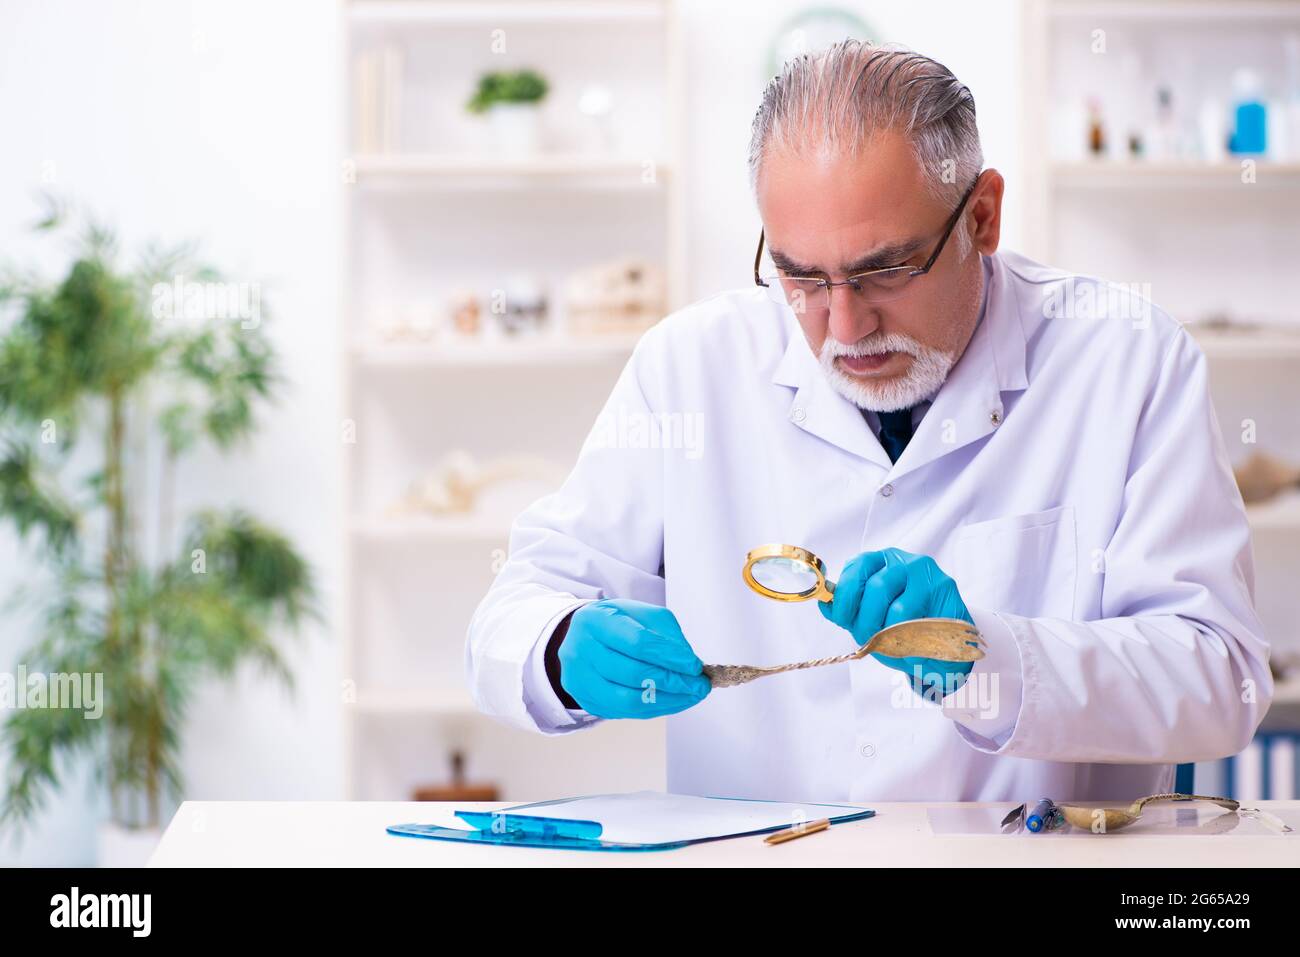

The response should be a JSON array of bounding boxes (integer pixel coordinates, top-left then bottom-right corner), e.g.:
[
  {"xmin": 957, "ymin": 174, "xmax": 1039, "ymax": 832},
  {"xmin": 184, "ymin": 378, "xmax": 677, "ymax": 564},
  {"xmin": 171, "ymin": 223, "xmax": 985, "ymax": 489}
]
[
  {"xmin": 0, "ymin": 0, "xmax": 1026, "ymax": 864},
  {"xmin": 0, "ymin": 0, "xmax": 345, "ymax": 864}
]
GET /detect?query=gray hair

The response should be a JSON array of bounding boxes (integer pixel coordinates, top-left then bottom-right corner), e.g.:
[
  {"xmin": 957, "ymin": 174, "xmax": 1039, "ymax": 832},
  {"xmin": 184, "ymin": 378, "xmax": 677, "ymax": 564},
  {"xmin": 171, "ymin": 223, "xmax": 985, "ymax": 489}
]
[{"xmin": 748, "ymin": 40, "xmax": 983, "ymax": 211}]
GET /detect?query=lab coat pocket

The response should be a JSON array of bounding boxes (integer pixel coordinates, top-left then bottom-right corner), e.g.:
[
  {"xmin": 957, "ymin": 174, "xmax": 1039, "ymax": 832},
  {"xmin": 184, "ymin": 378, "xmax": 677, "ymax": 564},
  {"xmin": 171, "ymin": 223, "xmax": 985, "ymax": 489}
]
[{"xmin": 950, "ymin": 505, "xmax": 1077, "ymax": 620}]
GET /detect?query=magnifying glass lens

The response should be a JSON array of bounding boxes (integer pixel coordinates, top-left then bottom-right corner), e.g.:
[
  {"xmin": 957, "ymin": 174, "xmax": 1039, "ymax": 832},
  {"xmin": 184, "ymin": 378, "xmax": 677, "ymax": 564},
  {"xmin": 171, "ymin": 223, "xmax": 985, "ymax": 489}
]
[{"xmin": 750, "ymin": 556, "xmax": 820, "ymax": 597}]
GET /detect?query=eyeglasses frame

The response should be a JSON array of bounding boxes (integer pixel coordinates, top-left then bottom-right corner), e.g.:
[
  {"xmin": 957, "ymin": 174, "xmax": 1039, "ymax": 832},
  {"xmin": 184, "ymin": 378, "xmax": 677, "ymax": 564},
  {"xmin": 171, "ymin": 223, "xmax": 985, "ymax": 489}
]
[{"xmin": 752, "ymin": 172, "xmax": 984, "ymax": 304}]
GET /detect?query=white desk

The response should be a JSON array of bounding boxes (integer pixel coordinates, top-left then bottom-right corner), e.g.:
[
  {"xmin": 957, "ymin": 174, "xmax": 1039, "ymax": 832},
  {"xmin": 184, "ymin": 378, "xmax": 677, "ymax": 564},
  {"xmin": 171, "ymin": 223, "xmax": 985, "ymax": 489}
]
[{"xmin": 149, "ymin": 800, "xmax": 1300, "ymax": 867}]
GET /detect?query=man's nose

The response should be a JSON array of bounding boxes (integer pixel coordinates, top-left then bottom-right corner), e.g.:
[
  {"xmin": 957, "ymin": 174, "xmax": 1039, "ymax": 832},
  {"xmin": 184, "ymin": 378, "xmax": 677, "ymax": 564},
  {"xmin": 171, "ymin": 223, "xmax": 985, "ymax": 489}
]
[{"xmin": 826, "ymin": 287, "xmax": 880, "ymax": 345}]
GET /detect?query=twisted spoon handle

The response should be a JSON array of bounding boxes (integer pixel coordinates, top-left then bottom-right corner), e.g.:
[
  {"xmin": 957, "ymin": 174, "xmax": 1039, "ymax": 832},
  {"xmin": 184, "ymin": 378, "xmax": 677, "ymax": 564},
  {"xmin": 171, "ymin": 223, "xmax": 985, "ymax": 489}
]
[
  {"xmin": 703, "ymin": 648, "xmax": 868, "ymax": 688},
  {"xmin": 1130, "ymin": 792, "xmax": 1239, "ymax": 814},
  {"xmin": 703, "ymin": 618, "xmax": 984, "ymax": 689}
]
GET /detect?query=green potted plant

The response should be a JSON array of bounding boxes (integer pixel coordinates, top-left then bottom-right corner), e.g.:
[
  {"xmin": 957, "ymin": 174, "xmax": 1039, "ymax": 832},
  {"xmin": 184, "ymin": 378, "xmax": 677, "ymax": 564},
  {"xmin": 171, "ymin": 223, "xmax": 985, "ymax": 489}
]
[
  {"xmin": 466, "ymin": 68, "xmax": 549, "ymax": 154},
  {"xmin": 0, "ymin": 200, "xmax": 317, "ymax": 865}
]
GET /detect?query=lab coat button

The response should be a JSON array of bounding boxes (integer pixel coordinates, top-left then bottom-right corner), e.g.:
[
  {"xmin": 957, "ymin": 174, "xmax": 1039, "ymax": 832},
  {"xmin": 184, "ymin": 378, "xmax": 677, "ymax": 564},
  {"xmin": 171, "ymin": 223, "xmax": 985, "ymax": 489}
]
[
  {"xmin": 860, "ymin": 743, "xmax": 876, "ymax": 758},
  {"xmin": 990, "ymin": 410, "xmax": 1003, "ymax": 425},
  {"xmin": 791, "ymin": 407, "xmax": 806, "ymax": 423},
  {"xmin": 879, "ymin": 483, "xmax": 894, "ymax": 498}
]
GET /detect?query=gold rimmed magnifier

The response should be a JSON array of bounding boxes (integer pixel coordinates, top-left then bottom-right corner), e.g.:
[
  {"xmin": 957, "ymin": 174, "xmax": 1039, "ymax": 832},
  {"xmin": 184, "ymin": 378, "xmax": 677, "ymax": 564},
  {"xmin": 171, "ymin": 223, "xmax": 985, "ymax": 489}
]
[
  {"xmin": 703, "ymin": 542, "xmax": 987, "ymax": 689},
  {"xmin": 741, "ymin": 543, "xmax": 836, "ymax": 603}
]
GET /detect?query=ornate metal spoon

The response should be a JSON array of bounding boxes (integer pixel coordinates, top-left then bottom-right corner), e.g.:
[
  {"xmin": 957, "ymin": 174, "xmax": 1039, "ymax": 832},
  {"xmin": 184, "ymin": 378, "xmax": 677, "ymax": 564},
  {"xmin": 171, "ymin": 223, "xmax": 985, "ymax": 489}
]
[{"xmin": 1056, "ymin": 793, "xmax": 1240, "ymax": 833}]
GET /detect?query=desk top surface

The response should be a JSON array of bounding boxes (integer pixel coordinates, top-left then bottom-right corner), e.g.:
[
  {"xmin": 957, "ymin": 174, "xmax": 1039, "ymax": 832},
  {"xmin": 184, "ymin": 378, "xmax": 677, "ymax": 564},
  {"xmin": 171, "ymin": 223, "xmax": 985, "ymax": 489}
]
[{"xmin": 148, "ymin": 799, "xmax": 1300, "ymax": 867}]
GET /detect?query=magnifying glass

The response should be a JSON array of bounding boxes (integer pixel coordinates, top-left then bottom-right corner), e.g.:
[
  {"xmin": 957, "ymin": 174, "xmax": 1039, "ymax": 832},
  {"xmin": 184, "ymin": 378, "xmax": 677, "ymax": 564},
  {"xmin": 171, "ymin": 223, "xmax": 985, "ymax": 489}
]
[{"xmin": 742, "ymin": 543, "xmax": 836, "ymax": 603}]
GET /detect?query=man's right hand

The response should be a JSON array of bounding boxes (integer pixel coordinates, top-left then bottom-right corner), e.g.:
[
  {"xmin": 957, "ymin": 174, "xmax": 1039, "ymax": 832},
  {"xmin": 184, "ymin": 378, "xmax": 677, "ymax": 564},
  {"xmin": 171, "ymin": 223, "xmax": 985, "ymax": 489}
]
[{"xmin": 555, "ymin": 599, "xmax": 711, "ymax": 719}]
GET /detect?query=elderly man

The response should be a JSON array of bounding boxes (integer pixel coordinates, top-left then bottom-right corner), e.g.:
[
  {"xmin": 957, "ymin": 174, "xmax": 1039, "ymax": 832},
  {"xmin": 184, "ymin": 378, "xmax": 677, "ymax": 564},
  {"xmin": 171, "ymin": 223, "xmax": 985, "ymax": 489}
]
[{"xmin": 466, "ymin": 41, "xmax": 1271, "ymax": 802}]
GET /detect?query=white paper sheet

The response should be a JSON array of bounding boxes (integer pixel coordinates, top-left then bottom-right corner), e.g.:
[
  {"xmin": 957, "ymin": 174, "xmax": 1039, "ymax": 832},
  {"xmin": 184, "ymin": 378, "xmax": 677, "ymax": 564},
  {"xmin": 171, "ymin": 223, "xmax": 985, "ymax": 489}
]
[{"xmin": 497, "ymin": 790, "xmax": 871, "ymax": 845}]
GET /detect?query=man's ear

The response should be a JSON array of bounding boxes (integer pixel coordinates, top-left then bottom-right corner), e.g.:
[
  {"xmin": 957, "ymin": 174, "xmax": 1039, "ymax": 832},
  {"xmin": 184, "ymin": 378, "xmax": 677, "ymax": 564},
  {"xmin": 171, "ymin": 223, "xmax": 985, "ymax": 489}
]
[{"xmin": 970, "ymin": 169, "xmax": 1004, "ymax": 256}]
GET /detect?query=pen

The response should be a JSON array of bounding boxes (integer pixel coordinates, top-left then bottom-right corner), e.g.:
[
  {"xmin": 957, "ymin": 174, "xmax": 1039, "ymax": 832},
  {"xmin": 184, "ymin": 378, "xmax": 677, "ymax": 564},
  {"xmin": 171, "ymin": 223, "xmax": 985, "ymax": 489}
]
[
  {"xmin": 1026, "ymin": 798, "xmax": 1057, "ymax": 832},
  {"xmin": 764, "ymin": 818, "xmax": 830, "ymax": 845}
]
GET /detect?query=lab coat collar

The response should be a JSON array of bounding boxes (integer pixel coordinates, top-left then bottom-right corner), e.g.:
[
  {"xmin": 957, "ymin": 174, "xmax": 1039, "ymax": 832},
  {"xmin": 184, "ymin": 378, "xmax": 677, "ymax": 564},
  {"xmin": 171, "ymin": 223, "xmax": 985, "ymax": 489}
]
[
  {"xmin": 771, "ymin": 310, "xmax": 894, "ymax": 469},
  {"xmin": 771, "ymin": 252, "xmax": 1028, "ymax": 476}
]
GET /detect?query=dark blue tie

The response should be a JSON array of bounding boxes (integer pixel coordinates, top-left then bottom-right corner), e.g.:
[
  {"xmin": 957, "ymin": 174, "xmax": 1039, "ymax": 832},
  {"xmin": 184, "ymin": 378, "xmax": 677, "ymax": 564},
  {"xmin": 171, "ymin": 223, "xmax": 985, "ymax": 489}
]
[{"xmin": 877, "ymin": 407, "xmax": 914, "ymax": 464}]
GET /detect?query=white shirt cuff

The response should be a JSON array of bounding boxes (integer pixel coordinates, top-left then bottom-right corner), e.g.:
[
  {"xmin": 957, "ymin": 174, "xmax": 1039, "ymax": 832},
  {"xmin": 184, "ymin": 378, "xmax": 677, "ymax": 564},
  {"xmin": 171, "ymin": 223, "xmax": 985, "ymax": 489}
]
[
  {"xmin": 521, "ymin": 600, "xmax": 601, "ymax": 732},
  {"xmin": 940, "ymin": 606, "xmax": 1023, "ymax": 750}
]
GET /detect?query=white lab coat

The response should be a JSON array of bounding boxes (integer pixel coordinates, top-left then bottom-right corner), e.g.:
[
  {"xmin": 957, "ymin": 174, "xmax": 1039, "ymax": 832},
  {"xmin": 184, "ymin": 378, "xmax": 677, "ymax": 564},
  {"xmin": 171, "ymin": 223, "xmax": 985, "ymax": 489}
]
[{"xmin": 466, "ymin": 250, "xmax": 1273, "ymax": 803}]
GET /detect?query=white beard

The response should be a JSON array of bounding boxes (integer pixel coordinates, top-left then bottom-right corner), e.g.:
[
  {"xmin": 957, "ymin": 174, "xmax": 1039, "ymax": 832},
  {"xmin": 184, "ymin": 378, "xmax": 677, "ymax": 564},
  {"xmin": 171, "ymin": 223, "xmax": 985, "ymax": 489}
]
[{"xmin": 818, "ymin": 332, "xmax": 955, "ymax": 412}]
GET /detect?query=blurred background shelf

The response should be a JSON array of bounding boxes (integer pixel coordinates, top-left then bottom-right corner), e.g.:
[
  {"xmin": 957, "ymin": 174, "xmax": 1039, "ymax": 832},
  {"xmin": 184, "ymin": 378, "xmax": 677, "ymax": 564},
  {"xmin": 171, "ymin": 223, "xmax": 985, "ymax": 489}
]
[
  {"xmin": 352, "ymin": 153, "xmax": 673, "ymax": 190},
  {"xmin": 1246, "ymin": 491, "xmax": 1300, "ymax": 531},
  {"xmin": 353, "ymin": 687, "xmax": 479, "ymax": 716},
  {"xmin": 1049, "ymin": 159, "xmax": 1300, "ymax": 187},
  {"xmin": 349, "ymin": 1, "xmax": 668, "ymax": 26},
  {"xmin": 1190, "ymin": 327, "xmax": 1300, "ymax": 360},
  {"xmin": 350, "ymin": 514, "xmax": 512, "ymax": 544},
  {"xmin": 1047, "ymin": 0, "xmax": 1300, "ymax": 23},
  {"xmin": 351, "ymin": 335, "xmax": 640, "ymax": 368},
  {"xmin": 353, "ymin": 152, "xmax": 671, "ymax": 175}
]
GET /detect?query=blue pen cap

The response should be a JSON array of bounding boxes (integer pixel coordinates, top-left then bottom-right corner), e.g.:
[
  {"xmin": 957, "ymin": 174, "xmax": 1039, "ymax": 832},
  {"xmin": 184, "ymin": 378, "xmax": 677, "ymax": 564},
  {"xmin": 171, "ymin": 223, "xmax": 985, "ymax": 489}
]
[{"xmin": 1026, "ymin": 798, "xmax": 1055, "ymax": 833}]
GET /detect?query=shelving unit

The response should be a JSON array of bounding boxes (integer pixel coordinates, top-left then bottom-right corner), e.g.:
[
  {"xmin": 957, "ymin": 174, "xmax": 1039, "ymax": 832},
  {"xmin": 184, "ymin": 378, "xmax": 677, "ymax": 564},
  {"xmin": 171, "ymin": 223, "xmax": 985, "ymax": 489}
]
[
  {"xmin": 340, "ymin": 0, "xmax": 683, "ymax": 799},
  {"xmin": 1023, "ymin": 0, "xmax": 1300, "ymax": 799}
]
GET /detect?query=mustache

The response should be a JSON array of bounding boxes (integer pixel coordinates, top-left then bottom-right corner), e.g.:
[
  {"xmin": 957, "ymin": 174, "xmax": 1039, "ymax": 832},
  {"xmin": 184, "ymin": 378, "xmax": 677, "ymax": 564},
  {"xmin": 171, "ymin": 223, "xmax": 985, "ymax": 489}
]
[{"xmin": 820, "ymin": 332, "xmax": 927, "ymax": 359}]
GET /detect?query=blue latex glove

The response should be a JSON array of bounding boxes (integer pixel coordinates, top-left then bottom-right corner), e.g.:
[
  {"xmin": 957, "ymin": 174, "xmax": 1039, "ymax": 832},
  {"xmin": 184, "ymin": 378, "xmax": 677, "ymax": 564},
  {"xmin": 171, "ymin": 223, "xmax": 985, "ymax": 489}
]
[
  {"xmin": 558, "ymin": 599, "xmax": 711, "ymax": 719},
  {"xmin": 818, "ymin": 548, "xmax": 976, "ymax": 701}
]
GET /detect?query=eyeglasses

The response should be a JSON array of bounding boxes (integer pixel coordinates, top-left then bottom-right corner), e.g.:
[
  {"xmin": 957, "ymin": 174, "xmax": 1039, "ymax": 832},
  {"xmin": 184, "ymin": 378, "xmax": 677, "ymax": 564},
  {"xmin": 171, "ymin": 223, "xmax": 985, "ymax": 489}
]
[{"xmin": 753, "ymin": 174, "xmax": 982, "ymax": 313}]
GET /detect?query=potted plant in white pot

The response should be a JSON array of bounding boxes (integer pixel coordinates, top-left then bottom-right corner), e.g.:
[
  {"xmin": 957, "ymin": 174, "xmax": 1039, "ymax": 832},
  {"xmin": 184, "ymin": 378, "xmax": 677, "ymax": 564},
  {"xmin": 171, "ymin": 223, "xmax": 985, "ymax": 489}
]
[
  {"xmin": 467, "ymin": 68, "xmax": 549, "ymax": 155},
  {"xmin": 0, "ymin": 201, "xmax": 317, "ymax": 866}
]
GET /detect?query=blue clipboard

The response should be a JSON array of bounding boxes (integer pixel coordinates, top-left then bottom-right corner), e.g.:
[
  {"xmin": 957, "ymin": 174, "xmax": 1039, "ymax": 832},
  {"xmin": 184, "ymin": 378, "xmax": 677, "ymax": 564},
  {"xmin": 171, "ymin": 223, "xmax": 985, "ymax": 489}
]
[{"xmin": 387, "ymin": 793, "xmax": 875, "ymax": 852}]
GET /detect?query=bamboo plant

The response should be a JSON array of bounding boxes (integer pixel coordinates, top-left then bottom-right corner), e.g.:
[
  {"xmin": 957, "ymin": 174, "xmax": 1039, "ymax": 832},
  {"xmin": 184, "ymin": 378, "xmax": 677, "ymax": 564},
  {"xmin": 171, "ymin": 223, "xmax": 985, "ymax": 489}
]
[{"xmin": 0, "ymin": 201, "xmax": 316, "ymax": 833}]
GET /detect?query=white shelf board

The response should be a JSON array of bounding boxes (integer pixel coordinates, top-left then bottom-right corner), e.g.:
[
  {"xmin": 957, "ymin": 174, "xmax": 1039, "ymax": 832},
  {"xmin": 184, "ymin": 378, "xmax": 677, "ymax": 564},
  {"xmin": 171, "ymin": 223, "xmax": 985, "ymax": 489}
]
[
  {"xmin": 1272, "ymin": 676, "xmax": 1300, "ymax": 705},
  {"xmin": 1047, "ymin": 0, "xmax": 1300, "ymax": 23},
  {"xmin": 1190, "ymin": 328, "xmax": 1300, "ymax": 360},
  {"xmin": 351, "ymin": 514, "xmax": 513, "ymax": 543},
  {"xmin": 352, "ymin": 335, "xmax": 641, "ymax": 368},
  {"xmin": 1247, "ymin": 492, "xmax": 1300, "ymax": 532},
  {"xmin": 1049, "ymin": 160, "xmax": 1300, "ymax": 189},
  {"xmin": 352, "ymin": 686, "xmax": 477, "ymax": 716},
  {"xmin": 349, "ymin": 0, "xmax": 666, "ymax": 25},
  {"xmin": 352, "ymin": 153, "xmax": 672, "ymax": 189}
]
